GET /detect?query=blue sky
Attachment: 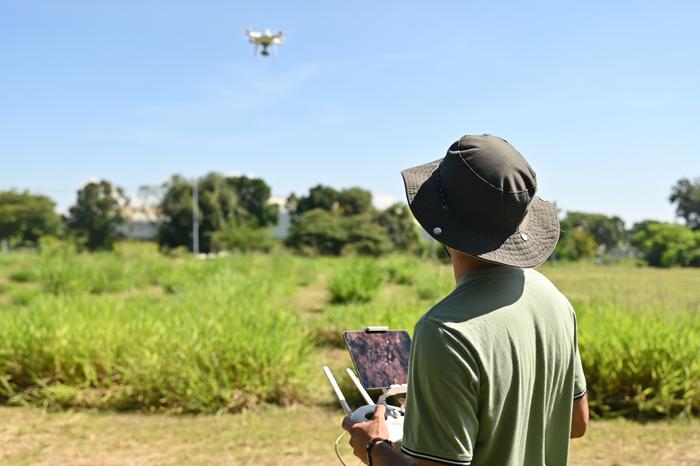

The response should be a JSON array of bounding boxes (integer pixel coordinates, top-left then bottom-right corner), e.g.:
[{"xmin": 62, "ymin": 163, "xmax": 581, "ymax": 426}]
[{"xmin": 1, "ymin": 1, "xmax": 698, "ymax": 225}]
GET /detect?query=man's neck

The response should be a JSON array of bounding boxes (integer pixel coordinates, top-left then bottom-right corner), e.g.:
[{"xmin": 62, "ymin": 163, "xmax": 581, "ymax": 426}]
[{"xmin": 450, "ymin": 248, "xmax": 501, "ymax": 283}]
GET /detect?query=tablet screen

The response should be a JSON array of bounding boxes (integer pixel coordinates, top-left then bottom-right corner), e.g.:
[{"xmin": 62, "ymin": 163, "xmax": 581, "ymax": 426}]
[{"xmin": 343, "ymin": 330, "xmax": 411, "ymax": 390}]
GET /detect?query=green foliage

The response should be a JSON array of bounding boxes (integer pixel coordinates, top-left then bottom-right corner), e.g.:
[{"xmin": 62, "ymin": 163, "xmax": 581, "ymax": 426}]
[
  {"xmin": 8, "ymin": 269, "xmax": 38, "ymax": 283},
  {"xmin": 287, "ymin": 185, "xmax": 374, "ymax": 218},
  {"xmin": 383, "ymin": 255, "xmax": 421, "ymax": 285},
  {"xmin": 226, "ymin": 176, "xmax": 278, "ymax": 227},
  {"xmin": 336, "ymin": 188, "xmax": 373, "ymax": 216},
  {"xmin": 377, "ymin": 203, "xmax": 421, "ymax": 253},
  {"xmin": 158, "ymin": 173, "xmax": 277, "ymax": 253},
  {"xmin": 670, "ymin": 177, "xmax": 700, "ymax": 230},
  {"xmin": 328, "ymin": 260, "xmax": 383, "ymax": 303},
  {"xmin": 577, "ymin": 303, "xmax": 699, "ymax": 417},
  {"xmin": 0, "ymin": 251, "xmax": 312, "ymax": 413},
  {"xmin": 66, "ymin": 180, "xmax": 127, "ymax": 251},
  {"xmin": 560, "ymin": 211, "xmax": 627, "ymax": 251},
  {"xmin": 158, "ymin": 173, "xmax": 240, "ymax": 253},
  {"xmin": 341, "ymin": 215, "xmax": 393, "ymax": 256},
  {"xmin": 539, "ymin": 264, "xmax": 700, "ymax": 417},
  {"xmin": 414, "ymin": 266, "xmax": 455, "ymax": 300},
  {"xmin": 285, "ymin": 186, "xmax": 415, "ymax": 257},
  {"xmin": 0, "ymin": 190, "xmax": 62, "ymax": 247},
  {"xmin": 285, "ymin": 209, "xmax": 348, "ymax": 255},
  {"xmin": 9, "ymin": 288, "xmax": 38, "ymax": 306},
  {"xmin": 210, "ymin": 223, "xmax": 274, "ymax": 252},
  {"xmin": 0, "ymin": 250, "xmax": 697, "ymax": 418},
  {"xmin": 631, "ymin": 221, "xmax": 700, "ymax": 267},
  {"xmin": 285, "ymin": 210, "xmax": 391, "ymax": 256},
  {"xmin": 554, "ymin": 211, "xmax": 629, "ymax": 261},
  {"xmin": 319, "ymin": 260, "xmax": 700, "ymax": 418},
  {"xmin": 555, "ymin": 227, "xmax": 599, "ymax": 260}
]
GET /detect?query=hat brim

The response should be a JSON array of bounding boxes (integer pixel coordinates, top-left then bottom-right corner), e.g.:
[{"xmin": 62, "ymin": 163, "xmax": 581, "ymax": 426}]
[{"xmin": 401, "ymin": 159, "xmax": 560, "ymax": 268}]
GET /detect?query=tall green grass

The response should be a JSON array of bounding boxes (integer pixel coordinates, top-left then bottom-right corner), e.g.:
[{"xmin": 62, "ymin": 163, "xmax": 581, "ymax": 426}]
[
  {"xmin": 0, "ymin": 247, "xmax": 697, "ymax": 418},
  {"xmin": 318, "ymin": 258, "xmax": 700, "ymax": 418},
  {"xmin": 0, "ymin": 246, "xmax": 313, "ymax": 413},
  {"xmin": 541, "ymin": 263, "xmax": 700, "ymax": 417},
  {"xmin": 328, "ymin": 259, "xmax": 383, "ymax": 303}
]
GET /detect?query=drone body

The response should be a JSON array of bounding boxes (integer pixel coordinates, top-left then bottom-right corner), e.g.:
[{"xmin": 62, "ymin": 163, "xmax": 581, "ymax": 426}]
[{"xmin": 246, "ymin": 28, "xmax": 284, "ymax": 56}]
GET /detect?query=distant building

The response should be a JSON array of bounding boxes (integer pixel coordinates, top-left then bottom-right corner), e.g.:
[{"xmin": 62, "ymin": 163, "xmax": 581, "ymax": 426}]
[
  {"xmin": 269, "ymin": 196, "xmax": 290, "ymax": 239},
  {"xmin": 115, "ymin": 197, "xmax": 293, "ymax": 241},
  {"xmin": 117, "ymin": 206, "xmax": 159, "ymax": 240}
]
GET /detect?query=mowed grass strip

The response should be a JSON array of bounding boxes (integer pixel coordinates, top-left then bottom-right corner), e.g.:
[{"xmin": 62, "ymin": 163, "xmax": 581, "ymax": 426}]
[{"xmin": 1, "ymin": 405, "xmax": 698, "ymax": 466}]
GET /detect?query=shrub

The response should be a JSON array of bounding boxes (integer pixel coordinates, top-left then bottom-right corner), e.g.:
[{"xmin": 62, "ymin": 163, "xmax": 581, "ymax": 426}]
[
  {"xmin": 9, "ymin": 269, "xmax": 38, "ymax": 283},
  {"xmin": 9, "ymin": 289, "xmax": 38, "ymax": 306},
  {"xmin": 382, "ymin": 255, "xmax": 420, "ymax": 285},
  {"xmin": 328, "ymin": 260, "xmax": 383, "ymax": 303},
  {"xmin": 210, "ymin": 224, "xmax": 274, "ymax": 252},
  {"xmin": 631, "ymin": 222, "xmax": 700, "ymax": 267}
]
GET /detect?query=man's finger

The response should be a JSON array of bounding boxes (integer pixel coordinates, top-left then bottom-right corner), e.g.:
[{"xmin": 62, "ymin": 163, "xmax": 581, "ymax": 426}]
[
  {"xmin": 373, "ymin": 403, "xmax": 386, "ymax": 420},
  {"xmin": 342, "ymin": 415, "xmax": 354, "ymax": 432}
]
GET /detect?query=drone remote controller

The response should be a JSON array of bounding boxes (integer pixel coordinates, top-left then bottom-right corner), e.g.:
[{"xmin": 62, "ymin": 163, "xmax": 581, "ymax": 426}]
[
  {"xmin": 323, "ymin": 366, "xmax": 405, "ymax": 443},
  {"xmin": 348, "ymin": 403, "xmax": 405, "ymax": 443}
]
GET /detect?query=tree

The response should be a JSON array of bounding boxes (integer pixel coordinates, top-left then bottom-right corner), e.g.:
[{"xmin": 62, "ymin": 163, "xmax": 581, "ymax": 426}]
[
  {"xmin": 226, "ymin": 176, "xmax": 278, "ymax": 227},
  {"xmin": 158, "ymin": 173, "xmax": 240, "ymax": 253},
  {"xmin": 291, "ymin": 185, "xmax": 340, "ymax": 218},
  {"xmin": 560, "ymin": 211, "xmax": 626, "ymax": 251},
  {"xmin": 285, "ymin": 208, "xmax": 348, "ymax": 255},
  {"xmin": 66, "ymin": 180, "xmax": 128, "ymax": 251},
  {"xmin": 337, "ymin": 188, "xmax": 373, "ymax": 216},
  {"xmin": 157, "ymin": 173, "xmax": 278, "ymax": 253},
  {"xmin": 284, "ymin": 209, "xmax": 392, "ymax": 256},
  {"xmin": 555, "ymin": 227, "xmax": 598, "ymax": 260},
  {"xmin": 376, "ymin": 203, "xmax": 421, "ymax": 253},
  {"xmin": 342, "ymin": 214, "xmax": 393, "ymax": 256},
  {"xmin": 288, "ymin": 185, "xmax": 374, "ymax": 218},
  {"xmin": 157, "ymin": 176, "xmax": 197, "ymax": 251},
  {"xmin": 0, "ymin": 190, "xmax": 62, "ymax": 247},
  {"xmin": 631, "ymin": 221, "xmax": 700, "ymax": 267},
  {"xmin": 670, "ymin": 178, "xmax": 700, "ymax": 230}
]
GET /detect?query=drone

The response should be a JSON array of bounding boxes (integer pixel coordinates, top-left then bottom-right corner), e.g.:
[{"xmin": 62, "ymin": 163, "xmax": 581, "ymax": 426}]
[{"xmin": 245, "ymin": 28, "xmax": 284, "ymax": 56}]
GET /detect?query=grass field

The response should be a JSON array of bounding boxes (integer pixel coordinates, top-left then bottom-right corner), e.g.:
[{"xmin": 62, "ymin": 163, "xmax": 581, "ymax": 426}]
[
  {"xmin": 0, "ymin": 243, "xmax": 699, "ymax": 464},
  {"xmin": 1, "ymin": 406, "xmax": 698, "ymax": 466}
]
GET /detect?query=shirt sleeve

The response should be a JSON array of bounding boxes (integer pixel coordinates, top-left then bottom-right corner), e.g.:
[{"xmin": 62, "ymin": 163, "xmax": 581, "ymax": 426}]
[
  {"xmin": 401, "ymin": 319, "xmax": 479, "ymax": 466},
  {"xmin": 572, "ymin": 311, "xmax": 587, "ymax": 399}
]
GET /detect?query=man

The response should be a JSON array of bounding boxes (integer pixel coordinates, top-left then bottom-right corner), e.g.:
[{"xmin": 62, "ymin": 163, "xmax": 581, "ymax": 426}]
[{"xmin": 343, "ymin": 134, "xmax": 588, "ymax": 466}]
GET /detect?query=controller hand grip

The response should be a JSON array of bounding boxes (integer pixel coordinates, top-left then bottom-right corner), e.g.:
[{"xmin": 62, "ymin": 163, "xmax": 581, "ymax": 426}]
[{"xmin": 348, "ymin": 404, "xmax": 404, "ymax": 443}]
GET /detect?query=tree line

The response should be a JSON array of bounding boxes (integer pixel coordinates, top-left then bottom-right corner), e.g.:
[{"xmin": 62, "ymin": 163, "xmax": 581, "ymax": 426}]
[{"xmin": 1, "ymin": 175, "xmax": 700, "ymax": 267}]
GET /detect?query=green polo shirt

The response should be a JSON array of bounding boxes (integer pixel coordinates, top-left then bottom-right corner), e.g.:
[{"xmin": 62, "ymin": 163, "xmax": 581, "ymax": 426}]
[{"xmin": 401, "ymin": 266, "xmax": 586, "ymax": 466}]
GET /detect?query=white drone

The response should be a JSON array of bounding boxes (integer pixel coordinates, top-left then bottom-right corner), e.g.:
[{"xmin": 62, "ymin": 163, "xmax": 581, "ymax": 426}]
[{"xmin": 245, "ymin": 28, "xmax": 284, "ymax": 56}]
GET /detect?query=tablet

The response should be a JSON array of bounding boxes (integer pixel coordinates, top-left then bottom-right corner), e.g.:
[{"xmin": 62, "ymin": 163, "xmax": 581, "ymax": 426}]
[{"xmin": 343, "ymin": 329, "xmax": 411, "ymax": 390}]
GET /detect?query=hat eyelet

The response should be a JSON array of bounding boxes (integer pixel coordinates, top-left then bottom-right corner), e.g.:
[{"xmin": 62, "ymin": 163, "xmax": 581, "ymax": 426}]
[{"xmin": 433, "ymin": 227, "xmax": 443, "ymax": 236}]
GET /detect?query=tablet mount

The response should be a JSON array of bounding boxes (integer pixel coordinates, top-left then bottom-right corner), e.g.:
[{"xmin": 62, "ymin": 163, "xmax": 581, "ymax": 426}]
[{"xmin": 322, "ymin": 326, "xmax": 408, "ymax": 444}]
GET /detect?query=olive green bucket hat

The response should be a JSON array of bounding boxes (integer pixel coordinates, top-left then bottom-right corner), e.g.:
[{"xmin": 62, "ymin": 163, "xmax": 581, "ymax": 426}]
[{"xmin": 401, "ymin": 134, "xmax": 559, "ymax": 268}]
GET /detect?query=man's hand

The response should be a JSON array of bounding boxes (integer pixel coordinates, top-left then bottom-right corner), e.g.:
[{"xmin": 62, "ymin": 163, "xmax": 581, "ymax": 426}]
[{"xmin": 342, "ymin": 404, "xmax": 390, "ymax": 465}]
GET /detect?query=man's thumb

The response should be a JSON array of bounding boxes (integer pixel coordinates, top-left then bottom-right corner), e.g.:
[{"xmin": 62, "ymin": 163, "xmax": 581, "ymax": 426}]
[{"xmin": 373, "ymin": 404, "xmax": 386, "ymax": 420}]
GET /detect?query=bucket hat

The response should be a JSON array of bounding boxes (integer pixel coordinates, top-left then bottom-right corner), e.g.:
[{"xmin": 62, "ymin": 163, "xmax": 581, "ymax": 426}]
[{"xmin": 401, "ymin": 134, "xmax": 559, "ymax": 268}]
